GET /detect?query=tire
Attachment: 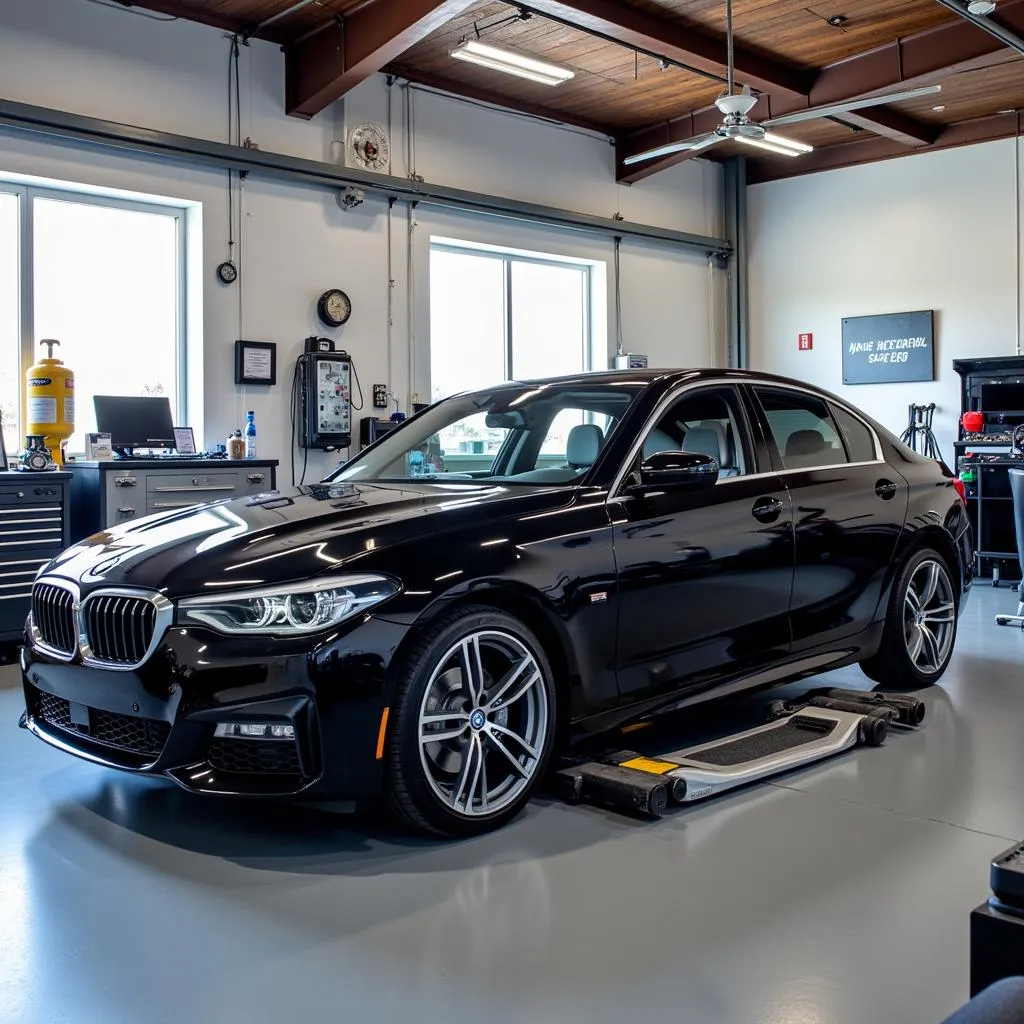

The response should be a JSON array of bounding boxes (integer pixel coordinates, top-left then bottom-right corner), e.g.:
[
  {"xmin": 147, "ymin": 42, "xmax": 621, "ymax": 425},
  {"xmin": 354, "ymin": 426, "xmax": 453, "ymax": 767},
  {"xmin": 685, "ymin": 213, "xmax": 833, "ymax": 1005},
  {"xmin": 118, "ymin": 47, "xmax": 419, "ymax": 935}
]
[
  {"xmin": 859, "ymin": 547, "xmax": 958, "ymax": 689},
  {"xmin": 386, "ymin": 605, "xmax": 557, "ymax": 837}
]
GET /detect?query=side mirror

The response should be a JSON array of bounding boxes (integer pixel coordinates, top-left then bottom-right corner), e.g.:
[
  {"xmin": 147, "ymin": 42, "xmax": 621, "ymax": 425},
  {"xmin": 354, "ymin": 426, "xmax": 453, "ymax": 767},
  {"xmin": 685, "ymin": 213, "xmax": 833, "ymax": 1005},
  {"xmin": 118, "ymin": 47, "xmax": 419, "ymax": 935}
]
[{"xmin": 637, "ymin": 451, "xmax": 719, "ymax": 490}]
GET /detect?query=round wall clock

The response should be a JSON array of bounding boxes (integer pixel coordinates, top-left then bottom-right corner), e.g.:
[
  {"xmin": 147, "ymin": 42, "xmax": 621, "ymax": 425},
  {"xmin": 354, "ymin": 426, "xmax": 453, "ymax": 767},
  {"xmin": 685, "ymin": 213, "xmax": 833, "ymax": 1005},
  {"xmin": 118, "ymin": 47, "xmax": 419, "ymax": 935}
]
[
  {"xmin": 217, "ymin": 260, "xmax": 238, "ymax": 285},
  {"xmin": 317, "ymin": 288, "xmax": 352, "ymax": 327}
]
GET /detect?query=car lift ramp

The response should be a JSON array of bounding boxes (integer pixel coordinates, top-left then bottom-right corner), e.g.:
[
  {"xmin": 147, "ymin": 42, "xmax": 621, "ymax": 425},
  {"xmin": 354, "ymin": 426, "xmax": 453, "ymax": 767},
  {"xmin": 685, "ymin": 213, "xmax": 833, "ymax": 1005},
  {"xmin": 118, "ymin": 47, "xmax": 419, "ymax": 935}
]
[{"xmin": 554, "ymin": 689, "xmax": 925, "ymax": 820}]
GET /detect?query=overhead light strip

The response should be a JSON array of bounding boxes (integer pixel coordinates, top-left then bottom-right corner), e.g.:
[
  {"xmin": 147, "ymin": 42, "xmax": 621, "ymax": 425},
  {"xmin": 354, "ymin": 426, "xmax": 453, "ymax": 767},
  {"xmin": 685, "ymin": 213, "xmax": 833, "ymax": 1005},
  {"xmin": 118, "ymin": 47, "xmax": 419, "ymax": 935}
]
[
  {"xmin": 762, "ymin": 131, "xmax": 813, "ymax": 153},
  {"xmin": 450, "ymin": 40, "xmax": 575, "ymax": 86},
  {"xmin": 736, "ymin": 136, "xmax": 804, "ymax": 157}
]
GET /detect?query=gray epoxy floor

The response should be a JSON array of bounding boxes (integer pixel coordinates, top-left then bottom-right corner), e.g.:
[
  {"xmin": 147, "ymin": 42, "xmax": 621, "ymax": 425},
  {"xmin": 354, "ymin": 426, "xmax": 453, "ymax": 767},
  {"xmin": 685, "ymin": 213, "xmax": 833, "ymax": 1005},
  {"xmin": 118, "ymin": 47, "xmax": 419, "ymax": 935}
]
[{"xmin": 2, "ymin": 587, "xmax": 1022, "ymax": 1024}]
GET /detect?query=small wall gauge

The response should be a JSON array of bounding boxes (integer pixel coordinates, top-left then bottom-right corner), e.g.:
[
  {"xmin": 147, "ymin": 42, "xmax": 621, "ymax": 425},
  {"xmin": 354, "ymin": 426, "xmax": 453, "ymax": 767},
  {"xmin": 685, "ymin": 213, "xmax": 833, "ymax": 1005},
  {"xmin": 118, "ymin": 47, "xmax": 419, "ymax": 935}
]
[
  {"xmin": 216, "ymin": 260, "xmax": 238, "ymax": 285},
  {"xmin": 347, "ymin": 122, "xmax": 390, "ymax": 173},
  {"xmin": 317, "ymin": 288, "xmax": 352, "ymax": 328}
]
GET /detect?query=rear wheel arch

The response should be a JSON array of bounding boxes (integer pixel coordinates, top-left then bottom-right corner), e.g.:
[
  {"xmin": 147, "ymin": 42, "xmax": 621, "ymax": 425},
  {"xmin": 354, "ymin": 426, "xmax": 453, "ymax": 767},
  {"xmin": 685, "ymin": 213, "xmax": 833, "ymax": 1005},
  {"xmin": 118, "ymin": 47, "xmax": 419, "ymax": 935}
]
[{"xmin": 876, "ymin": 524, "xmax": 963, "ymax": 622}]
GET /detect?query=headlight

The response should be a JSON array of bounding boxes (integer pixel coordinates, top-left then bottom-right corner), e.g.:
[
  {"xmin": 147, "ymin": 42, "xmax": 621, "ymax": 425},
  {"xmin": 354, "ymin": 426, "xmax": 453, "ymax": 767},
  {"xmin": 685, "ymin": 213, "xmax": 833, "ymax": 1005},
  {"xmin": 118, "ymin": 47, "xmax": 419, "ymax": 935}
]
[{"xmin": 177, "ymin": 574, "xmax": 399, "ymax": 636}]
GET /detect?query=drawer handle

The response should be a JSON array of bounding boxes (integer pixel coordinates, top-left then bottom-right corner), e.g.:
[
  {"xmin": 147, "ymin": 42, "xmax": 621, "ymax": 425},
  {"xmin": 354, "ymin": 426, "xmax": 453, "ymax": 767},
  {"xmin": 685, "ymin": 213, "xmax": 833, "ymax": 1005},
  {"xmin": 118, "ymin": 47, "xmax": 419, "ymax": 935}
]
[
  {"xmin": 0, "ymin": 507, "xmax": 61, "ymax": 514},
  {"xmin": 118, "ymin": 506, "xmax": 136, "ymax": 516},
  {"xmin": 151, "ymin": 485, "xmax": 235, "ymax": 493},
  {"xmin": 115, "ymin": 477, "xmax": 138, "ymax": 488},
  {"xmin": 247, "ymin": 473, "xmax": 265, "ymax": 484},
  {"xmin": 0, "ymin": 591, "xmax": 33, "ymax": 601},
  {"xmin": 151, "ymin": 500, "xmax": 202, "ymax": 509}
]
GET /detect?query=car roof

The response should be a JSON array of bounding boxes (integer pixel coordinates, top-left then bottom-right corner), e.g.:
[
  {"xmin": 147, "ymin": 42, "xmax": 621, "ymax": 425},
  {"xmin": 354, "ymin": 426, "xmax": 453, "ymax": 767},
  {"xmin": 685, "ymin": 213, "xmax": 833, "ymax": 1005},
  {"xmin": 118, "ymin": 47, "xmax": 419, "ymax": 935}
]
[{"xmin": 510, "ymin": 368, "xmax": 823, "ymax": 390}]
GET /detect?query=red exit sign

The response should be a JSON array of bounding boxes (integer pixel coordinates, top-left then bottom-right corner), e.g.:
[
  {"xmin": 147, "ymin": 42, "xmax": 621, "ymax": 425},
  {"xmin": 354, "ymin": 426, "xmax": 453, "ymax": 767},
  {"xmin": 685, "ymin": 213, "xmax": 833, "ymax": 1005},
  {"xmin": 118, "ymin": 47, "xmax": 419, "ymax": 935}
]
[{"xmin": 798, "ymin": 333, "xmax": 813, "ymax": 351}]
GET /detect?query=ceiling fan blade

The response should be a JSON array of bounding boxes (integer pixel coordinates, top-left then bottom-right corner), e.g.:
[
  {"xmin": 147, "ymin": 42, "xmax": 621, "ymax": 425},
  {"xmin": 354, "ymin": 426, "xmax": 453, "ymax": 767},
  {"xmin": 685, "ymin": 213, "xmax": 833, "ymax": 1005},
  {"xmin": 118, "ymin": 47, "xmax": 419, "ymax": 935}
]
[
  {"xmin": 762, "ymin": 84, "xmax": 942, "ymax": 129},
  {"xmin": 622, "ymin": 133, "xmax": 722, "ymax": 165}
]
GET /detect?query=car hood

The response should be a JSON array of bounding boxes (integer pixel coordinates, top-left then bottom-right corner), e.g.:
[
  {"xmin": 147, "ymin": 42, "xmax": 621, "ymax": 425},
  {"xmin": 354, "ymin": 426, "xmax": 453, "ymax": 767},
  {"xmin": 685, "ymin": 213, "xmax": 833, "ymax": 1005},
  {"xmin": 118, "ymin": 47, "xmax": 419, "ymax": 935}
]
[{"xmin": 44, "ymin": 480, "xmax": 574, "ymax": 597}]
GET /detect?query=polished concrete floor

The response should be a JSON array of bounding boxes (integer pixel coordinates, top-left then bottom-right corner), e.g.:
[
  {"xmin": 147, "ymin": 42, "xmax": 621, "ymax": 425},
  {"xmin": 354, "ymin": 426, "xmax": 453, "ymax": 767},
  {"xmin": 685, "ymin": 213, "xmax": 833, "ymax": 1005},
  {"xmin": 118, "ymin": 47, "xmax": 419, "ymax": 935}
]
[{"xmin": 1, "ymin": 587, "xmax": 1022, "ymax": 1024}]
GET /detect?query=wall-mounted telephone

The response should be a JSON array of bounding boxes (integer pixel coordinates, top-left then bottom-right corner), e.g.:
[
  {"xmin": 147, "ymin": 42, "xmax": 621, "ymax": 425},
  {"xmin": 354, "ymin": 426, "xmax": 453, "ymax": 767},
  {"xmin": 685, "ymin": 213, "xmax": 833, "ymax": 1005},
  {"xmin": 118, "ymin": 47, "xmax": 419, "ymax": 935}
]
[{"xmin": 297, "ymin": 338, "xmax": 353, "ymax": 449}]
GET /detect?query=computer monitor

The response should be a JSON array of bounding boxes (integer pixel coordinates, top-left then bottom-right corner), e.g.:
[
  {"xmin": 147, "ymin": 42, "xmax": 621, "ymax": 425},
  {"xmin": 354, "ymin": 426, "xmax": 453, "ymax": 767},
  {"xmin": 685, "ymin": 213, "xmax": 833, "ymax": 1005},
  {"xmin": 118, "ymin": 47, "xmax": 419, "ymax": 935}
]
[{"xmin": 93, "ymin": 395, "xmax": 176, "ymax": 455}]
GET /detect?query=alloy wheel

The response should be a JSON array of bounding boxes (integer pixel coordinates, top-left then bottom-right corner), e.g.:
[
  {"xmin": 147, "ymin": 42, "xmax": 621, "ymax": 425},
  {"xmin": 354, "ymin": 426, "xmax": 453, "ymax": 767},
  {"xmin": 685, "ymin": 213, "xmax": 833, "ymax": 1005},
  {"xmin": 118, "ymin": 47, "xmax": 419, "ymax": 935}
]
[
  {"xmin": 903, "ymin": 559, "xmax": 955, "ymax": 673},
  {"xmin": 417, "ymin": 629, "xmax": 549, "ymax": 817}
]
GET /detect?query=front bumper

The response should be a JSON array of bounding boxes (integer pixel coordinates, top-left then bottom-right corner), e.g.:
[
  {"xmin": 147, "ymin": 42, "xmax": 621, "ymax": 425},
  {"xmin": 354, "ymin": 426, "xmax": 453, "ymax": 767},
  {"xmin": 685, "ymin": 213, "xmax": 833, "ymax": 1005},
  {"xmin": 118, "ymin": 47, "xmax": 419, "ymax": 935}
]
[{"xmin": 20, "ymin": 618, "xmax": 403, "ymax": 800}]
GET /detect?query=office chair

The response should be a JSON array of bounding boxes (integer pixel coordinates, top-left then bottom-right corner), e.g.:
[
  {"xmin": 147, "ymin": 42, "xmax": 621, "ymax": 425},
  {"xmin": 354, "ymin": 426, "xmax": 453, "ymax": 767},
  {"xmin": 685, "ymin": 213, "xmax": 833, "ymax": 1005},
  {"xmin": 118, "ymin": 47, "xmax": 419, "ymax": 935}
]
[{"xmin": 995, "ymin": 468, "xmax": 1024, "ymax": 627}]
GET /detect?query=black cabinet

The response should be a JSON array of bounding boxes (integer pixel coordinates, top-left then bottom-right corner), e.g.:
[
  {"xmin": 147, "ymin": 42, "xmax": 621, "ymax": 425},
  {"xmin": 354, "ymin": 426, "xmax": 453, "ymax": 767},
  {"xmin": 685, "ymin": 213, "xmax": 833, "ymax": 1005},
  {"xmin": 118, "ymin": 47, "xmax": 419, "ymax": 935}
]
[
  {"xmin": 0, "ymin": 472, "xmax": 71, "ymax": 646},
  {"xmin": 953, "ymin": 356, "xmax": 1024, "ymax": 584}
]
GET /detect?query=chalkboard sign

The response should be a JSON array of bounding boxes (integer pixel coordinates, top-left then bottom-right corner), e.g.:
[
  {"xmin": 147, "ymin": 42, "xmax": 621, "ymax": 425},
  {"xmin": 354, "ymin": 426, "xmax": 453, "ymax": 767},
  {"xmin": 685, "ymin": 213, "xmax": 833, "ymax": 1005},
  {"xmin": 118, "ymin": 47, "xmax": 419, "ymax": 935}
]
[{"xmin": 842, "ymin": 310, "xmax": 934, "ymax": 385}]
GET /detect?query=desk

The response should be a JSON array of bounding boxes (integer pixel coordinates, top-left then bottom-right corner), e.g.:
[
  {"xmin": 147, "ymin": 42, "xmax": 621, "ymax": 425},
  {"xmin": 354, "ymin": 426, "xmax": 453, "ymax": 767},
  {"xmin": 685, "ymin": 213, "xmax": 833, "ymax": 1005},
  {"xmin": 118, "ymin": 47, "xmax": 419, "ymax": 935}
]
[
  {"xmin": 67, "ymin": 459, "xmax": 278, "ymax": 543},
  {"xmin": 0, "ymin": 471, "xmax": 71, "ymax": 645}
]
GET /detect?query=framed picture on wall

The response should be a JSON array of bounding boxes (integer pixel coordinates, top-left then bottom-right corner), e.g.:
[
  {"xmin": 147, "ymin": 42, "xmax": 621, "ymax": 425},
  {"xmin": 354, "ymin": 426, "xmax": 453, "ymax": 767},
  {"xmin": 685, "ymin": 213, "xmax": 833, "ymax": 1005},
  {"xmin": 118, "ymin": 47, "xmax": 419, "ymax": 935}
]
[{"xmin": 234, "ymin": 339, "xmax": 277, "ymax": 386}]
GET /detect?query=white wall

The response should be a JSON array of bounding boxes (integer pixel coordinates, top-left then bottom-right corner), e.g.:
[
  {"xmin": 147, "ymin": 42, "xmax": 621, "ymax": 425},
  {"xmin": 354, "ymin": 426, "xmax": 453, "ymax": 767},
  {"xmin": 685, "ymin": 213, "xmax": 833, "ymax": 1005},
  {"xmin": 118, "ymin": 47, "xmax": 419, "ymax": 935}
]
[
  {"xmin": 749, "ymin": 139, "xmax": 1021, "ymax": 460},
  {"xmin": 0, "ymin": 0, "xmax": 725, "ymax": 480}
]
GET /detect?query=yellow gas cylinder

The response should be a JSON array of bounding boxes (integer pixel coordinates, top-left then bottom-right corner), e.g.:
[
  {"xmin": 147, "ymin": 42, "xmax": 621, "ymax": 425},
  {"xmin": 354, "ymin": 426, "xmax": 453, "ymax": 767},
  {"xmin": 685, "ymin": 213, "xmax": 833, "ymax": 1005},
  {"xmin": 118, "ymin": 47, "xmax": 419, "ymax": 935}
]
[{"xmin": 25, "ymin": 339, "xmax": 74, "ymax": 465}]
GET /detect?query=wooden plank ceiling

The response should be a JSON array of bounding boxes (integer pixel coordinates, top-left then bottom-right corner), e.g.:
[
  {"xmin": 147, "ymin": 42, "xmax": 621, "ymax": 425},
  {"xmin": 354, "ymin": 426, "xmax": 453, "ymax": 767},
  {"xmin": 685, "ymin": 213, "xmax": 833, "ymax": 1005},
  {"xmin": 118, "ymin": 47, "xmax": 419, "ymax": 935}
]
[{"xmin": 121, "ymin": 0, "xmax": 1024, "ymax": 181}]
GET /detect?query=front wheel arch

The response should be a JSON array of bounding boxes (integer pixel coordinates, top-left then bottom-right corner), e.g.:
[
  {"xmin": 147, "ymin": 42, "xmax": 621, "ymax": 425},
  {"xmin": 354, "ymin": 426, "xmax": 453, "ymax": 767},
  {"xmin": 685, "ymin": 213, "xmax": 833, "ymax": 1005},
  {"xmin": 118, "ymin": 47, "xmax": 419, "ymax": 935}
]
[{"xmin": 385, "ymin": 583, "xmax": 577, "ymax": 753}]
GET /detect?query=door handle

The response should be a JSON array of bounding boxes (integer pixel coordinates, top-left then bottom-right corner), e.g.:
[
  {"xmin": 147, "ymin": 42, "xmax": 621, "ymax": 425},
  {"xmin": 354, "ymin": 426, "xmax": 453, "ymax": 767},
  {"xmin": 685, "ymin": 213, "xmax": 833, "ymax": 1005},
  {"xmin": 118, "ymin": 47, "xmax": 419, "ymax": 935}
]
[
  {"xmin": 752, "ymin": 496, "xmax": 784, "ymax": 523},
  {"xmin": 875, "ymin": 479, "xmax": 898, "ymax": 500}
]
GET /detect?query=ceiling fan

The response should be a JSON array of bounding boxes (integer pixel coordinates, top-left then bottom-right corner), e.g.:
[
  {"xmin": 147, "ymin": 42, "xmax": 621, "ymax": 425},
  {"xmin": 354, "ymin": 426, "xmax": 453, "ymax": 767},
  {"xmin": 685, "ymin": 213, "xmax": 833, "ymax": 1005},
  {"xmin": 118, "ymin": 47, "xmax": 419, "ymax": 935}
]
[{"xmin": 623, "ymin": 0, "xmax": 942, "ymax": 165}]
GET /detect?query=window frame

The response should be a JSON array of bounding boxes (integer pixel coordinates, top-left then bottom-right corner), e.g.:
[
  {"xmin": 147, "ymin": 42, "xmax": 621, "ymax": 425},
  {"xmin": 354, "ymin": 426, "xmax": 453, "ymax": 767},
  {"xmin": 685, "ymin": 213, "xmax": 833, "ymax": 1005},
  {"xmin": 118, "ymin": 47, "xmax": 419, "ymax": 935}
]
[
  {"xmin": 748, "ymin": 384, "xmax": 884, "ymax": 474},
  {"xmin": 1, "ymin": 180, "xmax": 188, "ymax": 448},
  {"xmin": 429, "ymin": 240, "xmax": 593, "ymax": 389},
  {"xmin": 612, "ymin": 383, "xmax": 759, "ymax": 494}
]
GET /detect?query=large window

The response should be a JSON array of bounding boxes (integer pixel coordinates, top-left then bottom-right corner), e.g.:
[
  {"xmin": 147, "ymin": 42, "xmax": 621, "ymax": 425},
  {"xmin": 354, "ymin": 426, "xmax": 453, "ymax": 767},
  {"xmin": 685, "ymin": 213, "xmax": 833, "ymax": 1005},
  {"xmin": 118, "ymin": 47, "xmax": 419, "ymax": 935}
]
[
  {"xmin": 429, "ymin": 242, "xmax": 594, "ymax": 468},
  {"xmin": 0, "ymin": 184, "xmax": 185, "ymax": 457}
]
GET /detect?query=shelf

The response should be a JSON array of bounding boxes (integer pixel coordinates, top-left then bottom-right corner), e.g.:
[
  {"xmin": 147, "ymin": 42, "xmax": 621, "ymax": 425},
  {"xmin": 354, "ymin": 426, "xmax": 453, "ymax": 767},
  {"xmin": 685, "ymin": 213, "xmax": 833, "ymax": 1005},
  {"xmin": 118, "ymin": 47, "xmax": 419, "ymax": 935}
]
[{"xmin": 966, "ymin": 495, "xmax": 1013, "ymax": 501}]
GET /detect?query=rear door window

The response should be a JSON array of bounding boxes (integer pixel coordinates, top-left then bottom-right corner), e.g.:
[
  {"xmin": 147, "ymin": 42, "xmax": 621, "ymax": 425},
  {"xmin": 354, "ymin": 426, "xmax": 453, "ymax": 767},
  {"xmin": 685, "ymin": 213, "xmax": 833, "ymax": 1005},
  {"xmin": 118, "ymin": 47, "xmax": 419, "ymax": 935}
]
[
  {"xmin": 830, "ymin": 404, "xmax": 878, "ymax": 463},
  {"xmin": 753, "ymin": 387, "xmax": 847, "ymax": 471}
]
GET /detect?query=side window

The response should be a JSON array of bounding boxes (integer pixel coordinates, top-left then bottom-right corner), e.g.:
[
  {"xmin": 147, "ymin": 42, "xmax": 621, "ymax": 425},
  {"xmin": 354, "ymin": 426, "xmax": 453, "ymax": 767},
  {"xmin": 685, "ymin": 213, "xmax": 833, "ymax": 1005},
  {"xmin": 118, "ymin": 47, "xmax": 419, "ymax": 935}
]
[
  {"xmin": 640, "ymin": 387, "xmax": 749, "ymax": 479},
  {"xmin": 831, "ymin": 404, "xmax": 878, "ymax": 463},
  {"xmin": 754, "ymin": 387, "xmax": 846, "ymax": 471}
]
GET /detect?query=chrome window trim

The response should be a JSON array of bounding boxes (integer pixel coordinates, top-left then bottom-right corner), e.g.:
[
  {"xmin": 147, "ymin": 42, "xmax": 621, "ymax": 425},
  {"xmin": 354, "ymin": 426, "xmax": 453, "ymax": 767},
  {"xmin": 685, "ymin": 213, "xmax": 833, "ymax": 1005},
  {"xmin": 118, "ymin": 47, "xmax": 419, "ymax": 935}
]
[
  {"xmin": 30, "ymin": 576, "xmax": 172, "ymax": 672},
  {"xmin": 610, "ymin": 378, "xmax": 885, "ymax": 499},
  {"xmin": 749, "ymin": 382, "xmax": 884, "ymax": 465}
]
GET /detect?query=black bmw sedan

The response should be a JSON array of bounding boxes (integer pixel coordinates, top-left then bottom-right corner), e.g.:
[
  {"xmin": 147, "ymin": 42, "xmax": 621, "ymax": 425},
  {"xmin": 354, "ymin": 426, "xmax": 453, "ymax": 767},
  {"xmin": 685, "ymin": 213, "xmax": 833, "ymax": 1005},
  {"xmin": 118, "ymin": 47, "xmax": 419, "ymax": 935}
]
[{"xmin": 20, "ymin": 370, "xmax": 972, "ymax": 835}]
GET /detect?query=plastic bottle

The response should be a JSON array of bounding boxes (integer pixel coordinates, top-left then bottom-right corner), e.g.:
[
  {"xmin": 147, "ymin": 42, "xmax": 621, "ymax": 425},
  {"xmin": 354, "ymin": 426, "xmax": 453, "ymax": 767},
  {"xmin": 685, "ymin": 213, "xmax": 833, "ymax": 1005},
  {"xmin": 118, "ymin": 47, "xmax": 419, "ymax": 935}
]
[{"xmin": 244, "ymin": 411, "xmax": 257, "ymax": 459}]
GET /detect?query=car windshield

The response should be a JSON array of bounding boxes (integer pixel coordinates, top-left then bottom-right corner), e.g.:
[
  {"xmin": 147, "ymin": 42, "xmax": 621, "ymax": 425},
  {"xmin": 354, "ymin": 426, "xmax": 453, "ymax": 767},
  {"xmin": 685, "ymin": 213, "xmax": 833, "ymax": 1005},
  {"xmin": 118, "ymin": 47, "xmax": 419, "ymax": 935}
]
[{"xmin": 330, "ymin": 381, "xmax": 643, "ymax": 486}]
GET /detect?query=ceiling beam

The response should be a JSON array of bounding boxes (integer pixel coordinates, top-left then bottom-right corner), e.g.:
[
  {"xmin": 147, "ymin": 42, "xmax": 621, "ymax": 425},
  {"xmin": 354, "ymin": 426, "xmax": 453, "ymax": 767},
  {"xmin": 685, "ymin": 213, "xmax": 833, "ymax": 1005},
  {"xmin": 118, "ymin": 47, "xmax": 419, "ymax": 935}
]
[
  {"xmin": 285, "ymin": 0, "xmax": 476, "ymax": 119},
  {"xmin": 522, "ymin": 0, "xmax": 812, "ymax": 97},
  {"xmin": 386, "ymin": 65, "xmax": 612, "ymax": 136},
  {"xmin": 805, "ymin": 0, "xmax": 1024, "ymax": 108},
  {"xmin": 747, "ymin": 110, "xmax": 1024, "ymax": 184},
  {"xmin": 121, "ymin": 0, "xmax": 242, "ymax": 33}
]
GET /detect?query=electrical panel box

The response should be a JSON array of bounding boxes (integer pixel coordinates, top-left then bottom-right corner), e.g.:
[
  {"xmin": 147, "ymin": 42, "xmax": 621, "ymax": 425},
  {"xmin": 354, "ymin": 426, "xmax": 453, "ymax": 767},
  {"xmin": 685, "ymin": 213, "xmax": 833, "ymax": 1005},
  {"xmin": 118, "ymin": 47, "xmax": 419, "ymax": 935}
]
[
  {"xmin": 299, "ymin": 351, "xmax": 352, "ymax": 449},
  {"xmin": 614, "ymin": 353, "xmax": 648, "ymax": 369}
]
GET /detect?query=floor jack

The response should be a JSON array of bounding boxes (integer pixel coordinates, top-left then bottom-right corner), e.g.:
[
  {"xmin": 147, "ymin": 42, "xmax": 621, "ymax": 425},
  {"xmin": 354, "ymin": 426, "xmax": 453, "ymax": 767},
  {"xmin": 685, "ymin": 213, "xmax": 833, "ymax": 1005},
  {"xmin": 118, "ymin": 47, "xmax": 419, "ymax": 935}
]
[{"xmin": 553, "ymin": 688, "xmax": 926, "ymax": 820}]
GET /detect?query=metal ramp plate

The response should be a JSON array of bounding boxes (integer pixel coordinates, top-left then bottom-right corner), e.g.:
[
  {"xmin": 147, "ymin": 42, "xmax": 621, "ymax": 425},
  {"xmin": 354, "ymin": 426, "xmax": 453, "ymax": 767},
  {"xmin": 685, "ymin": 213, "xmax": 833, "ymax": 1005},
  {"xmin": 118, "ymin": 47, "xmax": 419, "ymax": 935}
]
[
  {"xmin": 554, "ymin": 689, "xmax": 924, "ymax": 819},
  {"xmin": 648, "ymin": 706, "xmax": 864, "ymax": 802}
]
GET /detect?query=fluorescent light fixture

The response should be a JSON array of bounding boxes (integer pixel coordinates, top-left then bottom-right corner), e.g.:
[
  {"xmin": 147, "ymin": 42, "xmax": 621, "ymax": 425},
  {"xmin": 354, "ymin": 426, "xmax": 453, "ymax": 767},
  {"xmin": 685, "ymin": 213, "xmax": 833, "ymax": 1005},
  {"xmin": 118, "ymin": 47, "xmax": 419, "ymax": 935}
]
[
  {"xmin": 450, "ymin": 39, "xmax": 574, "ymax": 86},
  {"xmin": 762, "ymin": 132, "xmax": 813, "ymax": 154},
  {"xmin": 737, "ymin": 136, "xmax": 805, "ymax": 157}
]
